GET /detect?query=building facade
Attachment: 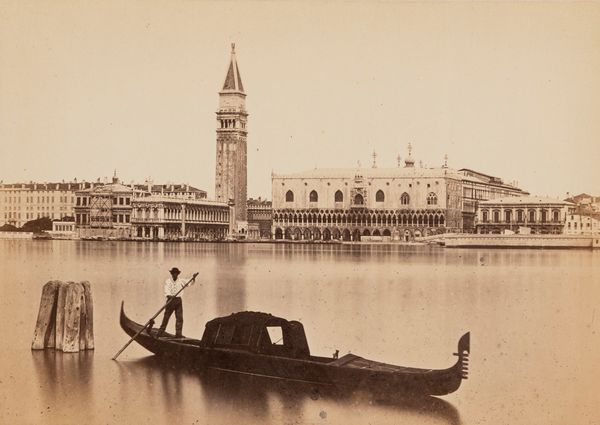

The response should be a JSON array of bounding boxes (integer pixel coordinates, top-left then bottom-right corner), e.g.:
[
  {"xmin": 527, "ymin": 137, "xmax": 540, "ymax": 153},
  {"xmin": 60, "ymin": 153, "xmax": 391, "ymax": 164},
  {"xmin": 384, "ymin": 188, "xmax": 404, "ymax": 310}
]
[
  {"xmin": 0, "ymin": 177, "xmax": 206, "ymax": 230},
  {"xmin": 131, "ymin": 196, "xmax": 232, "ymax": 241},
  {"xmin": 272, "ymin": 157, "xmax": 463, "ymax": 242},
  {"xmin": 49, "ymin": 220, "xmax": 76, "ymax": 239},
  {"xmin": 247, "ymin": 198, "xmax": 273, "ymax": 239},
  {"xmin": 0, "ymin": 181, "xmax": 87, "ymax": 227},
  {"xmin": 459, "ymin": 169, "xmax": 529, "ymax": 232},
  {"xmin": 215, "ymin": 43, "xmax": 248, "ymax": 230},
  {"xmin": 564, "ymin": 213, "xmax": 600, "ymax": 235},
  {"xmin": 476, "ymin": 196, "xmax": 574, "ymax": 234},
  {"xmin": 74, "ymin": 177, "xmax": 144, "ymax": 238},
  {"xmin": 74, "ymin": 175, "xmax": 208, "ymax": 238}
]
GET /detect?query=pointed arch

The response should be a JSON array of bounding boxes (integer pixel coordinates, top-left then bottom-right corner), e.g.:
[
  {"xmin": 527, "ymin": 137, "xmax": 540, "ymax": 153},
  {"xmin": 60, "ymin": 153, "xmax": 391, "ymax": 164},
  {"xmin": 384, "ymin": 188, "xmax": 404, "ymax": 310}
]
[
  {"xmin": 401, "ymin": 192, "xmax": 410, "ymax": 205},
  {"xmin": 309, "ymin": 190, "xmax": 318, "ymax": 202},
  {"xmin": 285, "ymin": 190, "xmax": 294, "ymax": 202},
  {"xmin": 375, "ymin": 190, "xmax": 385, "ymax": 202},
  {"xmin": 427, "ymin": 192, "xmax": 438, "ymax": 205},
  {"xmin": 334, "ymin": 190, "xmax": 343, "ymax": 202}
]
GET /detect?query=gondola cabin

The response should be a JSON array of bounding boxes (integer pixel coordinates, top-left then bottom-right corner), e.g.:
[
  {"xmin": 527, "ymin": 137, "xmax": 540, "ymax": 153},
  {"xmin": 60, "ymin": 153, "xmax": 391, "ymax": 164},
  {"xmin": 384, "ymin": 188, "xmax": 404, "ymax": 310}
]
[{"xmin": 200, "ymin": 312, "xmax": 311, "ymax": 359}]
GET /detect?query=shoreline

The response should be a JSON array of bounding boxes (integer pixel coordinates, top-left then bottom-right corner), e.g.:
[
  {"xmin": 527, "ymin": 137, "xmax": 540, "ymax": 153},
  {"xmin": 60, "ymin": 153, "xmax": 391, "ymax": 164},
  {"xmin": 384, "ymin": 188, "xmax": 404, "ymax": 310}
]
[{"xmin": 1, "ymin": 233, "xmax": 598, "ymax": 249}]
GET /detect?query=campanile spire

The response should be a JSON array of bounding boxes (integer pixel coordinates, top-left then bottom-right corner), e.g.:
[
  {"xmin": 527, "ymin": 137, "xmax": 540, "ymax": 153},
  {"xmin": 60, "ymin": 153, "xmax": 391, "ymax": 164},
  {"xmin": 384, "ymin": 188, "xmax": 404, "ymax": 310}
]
[
  {"xmin": 222, "ymin": 43, "xmax": 244, "ymax": 93},
  {"xmin": 215, "ymin": 44, "xmax": 248, "ymax": 231}
]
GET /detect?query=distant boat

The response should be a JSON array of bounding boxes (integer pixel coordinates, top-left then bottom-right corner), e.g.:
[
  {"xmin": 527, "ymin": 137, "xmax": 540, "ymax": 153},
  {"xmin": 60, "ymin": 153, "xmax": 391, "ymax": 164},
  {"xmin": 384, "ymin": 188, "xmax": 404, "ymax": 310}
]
[{"xmin": 120, "ymin": 303, "xmax": 470, "ymax": 396}]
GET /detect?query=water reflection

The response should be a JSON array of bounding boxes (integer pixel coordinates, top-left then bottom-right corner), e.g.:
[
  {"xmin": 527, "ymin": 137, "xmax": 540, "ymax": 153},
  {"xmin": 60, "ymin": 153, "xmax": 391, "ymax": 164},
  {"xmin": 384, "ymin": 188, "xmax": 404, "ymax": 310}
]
[
  {"xmin": 119, "ymin": 356, "xmax": 461, "ymax": 425},
  {"xmin": 214, "ymin": 245, "xmax": 247, "ymax": 316},
  {"xmin": 31, "ymin": 350, "xmax": 94, "ymax": 423}
]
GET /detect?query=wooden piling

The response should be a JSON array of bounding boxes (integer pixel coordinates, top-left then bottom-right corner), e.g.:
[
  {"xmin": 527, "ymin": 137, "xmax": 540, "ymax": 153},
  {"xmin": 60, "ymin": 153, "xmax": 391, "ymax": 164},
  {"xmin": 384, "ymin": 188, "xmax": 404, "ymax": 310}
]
[
  {"xmin": 31, "ymin": 281, "xmax": 60, "ymax": 350},
  {"xmin": 81, "ymin": 281, "xmax": 95, "ymax": 350},
  {"xmin": 54, "ymin": 282, "xmax": 68, "ymax": 351},
  {"xmin": 31, "ymin": 281, "xmax": 94, "ymax": 352}
]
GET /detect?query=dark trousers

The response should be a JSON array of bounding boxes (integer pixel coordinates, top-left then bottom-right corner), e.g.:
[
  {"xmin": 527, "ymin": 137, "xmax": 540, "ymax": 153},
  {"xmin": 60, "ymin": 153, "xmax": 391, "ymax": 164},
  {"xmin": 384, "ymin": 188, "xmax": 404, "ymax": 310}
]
[{"xmin": 159, "ymin": 296, "xmax": 183, "ymax": 336}]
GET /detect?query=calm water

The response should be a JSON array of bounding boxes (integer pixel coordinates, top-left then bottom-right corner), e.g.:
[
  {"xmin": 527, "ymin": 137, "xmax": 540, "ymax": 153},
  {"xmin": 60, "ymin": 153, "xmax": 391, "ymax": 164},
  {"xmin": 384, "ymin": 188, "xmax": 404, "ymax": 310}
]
[{"xmin": 0, "ymin": 240, "xmax": 598, "ymax": 425}]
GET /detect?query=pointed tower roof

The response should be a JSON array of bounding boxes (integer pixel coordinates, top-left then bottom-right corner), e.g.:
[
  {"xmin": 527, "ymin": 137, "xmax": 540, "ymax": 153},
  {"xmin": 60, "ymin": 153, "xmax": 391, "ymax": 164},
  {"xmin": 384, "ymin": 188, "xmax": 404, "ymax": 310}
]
[{"xmin": 222, "ymin": 43, "xmax": 244, "ymax": 93}]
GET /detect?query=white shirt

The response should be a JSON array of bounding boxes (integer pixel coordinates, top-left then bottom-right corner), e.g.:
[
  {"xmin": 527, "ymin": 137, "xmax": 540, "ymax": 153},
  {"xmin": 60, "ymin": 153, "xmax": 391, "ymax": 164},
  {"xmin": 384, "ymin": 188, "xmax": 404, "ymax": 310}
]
[{"xmin": 164, "ymin": 276, "xmax": 194, "ymax": 297}]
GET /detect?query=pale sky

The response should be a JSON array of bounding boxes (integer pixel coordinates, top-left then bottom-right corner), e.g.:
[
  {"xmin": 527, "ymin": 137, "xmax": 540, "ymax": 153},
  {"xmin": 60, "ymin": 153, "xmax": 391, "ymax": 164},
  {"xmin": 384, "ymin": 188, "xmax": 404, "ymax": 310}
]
[{"xmin": 1, "ymin": 1, "xmax": 599, "ymax": 199}]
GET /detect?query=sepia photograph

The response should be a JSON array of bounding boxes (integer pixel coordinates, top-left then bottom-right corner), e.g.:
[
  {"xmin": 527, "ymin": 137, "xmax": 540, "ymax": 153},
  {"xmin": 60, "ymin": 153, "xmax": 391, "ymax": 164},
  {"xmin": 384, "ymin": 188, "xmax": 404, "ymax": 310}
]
[{"xmin": 0, "ymin": 1, "xmax": 599, "ymax": 424}]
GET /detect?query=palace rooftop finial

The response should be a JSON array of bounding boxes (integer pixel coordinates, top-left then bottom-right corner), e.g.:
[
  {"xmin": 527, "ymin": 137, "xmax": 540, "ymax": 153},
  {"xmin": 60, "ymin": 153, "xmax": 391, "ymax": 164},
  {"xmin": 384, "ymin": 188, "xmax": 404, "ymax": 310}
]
[{"xmin": 404, "ymin": 142, "xmax": 415, "ymax": 168}]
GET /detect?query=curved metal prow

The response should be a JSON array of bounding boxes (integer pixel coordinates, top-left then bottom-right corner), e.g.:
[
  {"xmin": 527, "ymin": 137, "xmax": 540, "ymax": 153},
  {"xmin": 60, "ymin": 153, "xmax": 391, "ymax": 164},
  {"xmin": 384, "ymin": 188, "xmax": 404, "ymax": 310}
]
[{"xmin": 453, "ymin": 332, "xmax": 470, "ymax": 380}]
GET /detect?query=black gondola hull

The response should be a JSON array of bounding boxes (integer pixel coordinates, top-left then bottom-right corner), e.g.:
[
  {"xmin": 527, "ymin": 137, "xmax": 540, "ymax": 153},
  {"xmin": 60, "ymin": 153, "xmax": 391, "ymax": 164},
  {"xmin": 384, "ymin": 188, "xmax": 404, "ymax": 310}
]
[{"xmin": 119, "ymin": 303, "xmax": 469, "ymax": 396}]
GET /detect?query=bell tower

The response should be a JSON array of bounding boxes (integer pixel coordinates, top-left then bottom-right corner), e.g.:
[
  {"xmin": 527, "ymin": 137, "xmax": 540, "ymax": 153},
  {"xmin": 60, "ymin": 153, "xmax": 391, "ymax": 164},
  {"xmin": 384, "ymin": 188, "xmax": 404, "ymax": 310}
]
[{"xmin": 215, "ymin": 43, "xmax": 248, "ymax": 226}]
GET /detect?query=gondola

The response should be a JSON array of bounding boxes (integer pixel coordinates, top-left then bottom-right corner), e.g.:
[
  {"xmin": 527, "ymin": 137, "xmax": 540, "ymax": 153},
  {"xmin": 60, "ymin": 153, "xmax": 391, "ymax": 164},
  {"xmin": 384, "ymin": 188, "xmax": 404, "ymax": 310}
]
[{"xmin": 119, "ymin": 302, "xmax": 469, "ymax": 396}]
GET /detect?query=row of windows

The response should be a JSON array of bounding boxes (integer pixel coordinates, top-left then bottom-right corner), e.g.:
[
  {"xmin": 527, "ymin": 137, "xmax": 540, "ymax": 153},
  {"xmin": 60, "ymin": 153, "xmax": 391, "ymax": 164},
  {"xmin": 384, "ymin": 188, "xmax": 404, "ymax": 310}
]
[
  {"xmin": 114, "ymin": 214, "xmax": 131, "ymax": 223},
  {"xmin": 219, "ymin": 119, "xmax": 246, "ymax": 129},
  {"xmin": 567, "ymin": 222, "xmax": 594, "ymax": 229},
  {"xmin": 76, "ymin": 196, "xmax": 131, "ymax": 206},
  {"xmin": 1, "ymin": 196, "xmax": 72, "ymax": 204},
  {"xmin": 285, "ymin": 190, "xmax": 437, "ymax": 206},
  {"xmin": 75, "ymin": 213, "xmax": 130, "ymax": 224},
  {"xmin": 3, "ymin": 212, "xmax": 63, "ymax": 220},
  {"xmin": 113, "ymin": 197, "xmax": 131, "ymax": 205},
  {"xmin": 481, "ymin": 209, "xmax": 561, "ymax": 223},
  {"xmin": 132, "ymin": 207, "xmax": 229, "ymax": 222}
]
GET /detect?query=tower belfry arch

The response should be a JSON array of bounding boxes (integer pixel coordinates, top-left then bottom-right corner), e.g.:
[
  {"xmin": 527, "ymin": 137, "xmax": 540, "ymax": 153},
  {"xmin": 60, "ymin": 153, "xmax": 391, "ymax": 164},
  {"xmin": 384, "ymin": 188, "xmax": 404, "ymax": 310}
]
[{"xmin": 215, "ymin": 43, "xmax": 248, "ymax": 229}]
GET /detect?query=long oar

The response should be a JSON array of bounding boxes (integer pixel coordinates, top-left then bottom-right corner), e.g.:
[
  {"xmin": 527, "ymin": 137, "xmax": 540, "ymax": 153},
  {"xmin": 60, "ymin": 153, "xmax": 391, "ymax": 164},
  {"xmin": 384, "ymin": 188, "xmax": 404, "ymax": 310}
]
[{"xmin": 112, "ymin": 272, "xmax": 199, "ymax": 360}]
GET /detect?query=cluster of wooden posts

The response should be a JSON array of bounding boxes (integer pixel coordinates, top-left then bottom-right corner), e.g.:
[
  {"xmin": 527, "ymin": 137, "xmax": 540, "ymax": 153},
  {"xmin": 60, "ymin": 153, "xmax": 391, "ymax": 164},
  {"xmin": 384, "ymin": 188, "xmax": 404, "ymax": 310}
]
[{"xmin": 31, "ymin": 281, "xmax": 94, "ymax": 353}]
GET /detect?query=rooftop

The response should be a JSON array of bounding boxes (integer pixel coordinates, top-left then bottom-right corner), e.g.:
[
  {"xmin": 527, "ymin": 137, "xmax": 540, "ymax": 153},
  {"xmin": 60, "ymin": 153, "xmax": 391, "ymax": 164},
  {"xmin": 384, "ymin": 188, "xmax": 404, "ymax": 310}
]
[
  {"xmin": 479, "ymin": 196, "xmax": 575, "ymax": 206},
  {"xmin": 272, "ymin": 166, "xmax": 465, "ymax": 180},
  {"xmin": 132, "ymin": 195, "xmax": 229, "ymax": 207}
]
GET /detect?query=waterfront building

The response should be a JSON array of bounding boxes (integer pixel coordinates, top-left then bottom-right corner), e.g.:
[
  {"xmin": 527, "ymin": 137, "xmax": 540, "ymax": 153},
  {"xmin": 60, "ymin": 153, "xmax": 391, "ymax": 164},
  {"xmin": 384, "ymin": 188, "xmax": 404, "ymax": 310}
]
[
  {"xmin": 51, "ymin": 220, "xmax": 75, "ymax": 232},
  {"xmin": 215, "ymin": 44, "xmax": 248, "ymax": 234},
  {"xmin": 74, "ymin": 174, "xmax": 207, "ymax": 239},
  {"xmin": 564, "ymin": 213, "xmax": 600, "ymax": 235},
  {"xmin": 49, "ymin": 220, "xmax": 76, "ymax": 239},
  {"xmin": 247, "ymin": 198, "xmax": 273, "ymax": 240},
  {"xmin": 0, "ymin": 181, "xmax": 91, "ymax": 227},
  {"xmin": 562, "ymin": 193, "xmax": 600, "ymax": 236},
  {"xmin": 74, "ymin": 176, "xmax": 145, "ymax": 238},
  {"xmin": 131, "ymin": 196, "xmax": 232, "ymax": 241},
  {"xmin": 271, "ymin": 144, "xmax": 529, "ymax": 241},
  {"xmin": 271, "ymin": 152, "xmax": 464, "ymax": 241},
  {"xmin": 459, "ymin": 168, "xmax": 529, "ymax": 232},
  {"xmin": 476, "ymin": 196, "xmax": 574, "ymax": 234}
]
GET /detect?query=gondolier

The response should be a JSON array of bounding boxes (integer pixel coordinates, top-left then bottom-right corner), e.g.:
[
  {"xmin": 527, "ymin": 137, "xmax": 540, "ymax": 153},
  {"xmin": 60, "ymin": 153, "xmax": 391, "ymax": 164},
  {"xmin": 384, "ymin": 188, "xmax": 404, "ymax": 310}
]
[{"xmin": 157, "ymin": 267, "xmax": 196, "ymax": 338}]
